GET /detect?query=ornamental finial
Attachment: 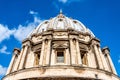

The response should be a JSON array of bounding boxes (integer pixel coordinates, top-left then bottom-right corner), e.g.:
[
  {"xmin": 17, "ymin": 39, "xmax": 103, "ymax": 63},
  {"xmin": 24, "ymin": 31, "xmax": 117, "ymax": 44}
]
[{"xmin": 60, "ymin": 9, "xmax": 62, "ymax": 14}]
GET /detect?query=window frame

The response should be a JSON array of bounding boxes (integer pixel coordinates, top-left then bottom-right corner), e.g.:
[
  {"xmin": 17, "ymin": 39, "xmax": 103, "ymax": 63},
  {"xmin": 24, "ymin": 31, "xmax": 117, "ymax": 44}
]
[{"xmin": 55, "ymin": 49, "xmax": 65, "ymax": 64}]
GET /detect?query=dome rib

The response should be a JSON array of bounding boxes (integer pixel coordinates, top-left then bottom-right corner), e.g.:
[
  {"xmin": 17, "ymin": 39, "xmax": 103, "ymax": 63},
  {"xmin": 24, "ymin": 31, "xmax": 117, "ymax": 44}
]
[{"xmin": 28, "ymin": 13, "xmax": 95, "ymax": 37}]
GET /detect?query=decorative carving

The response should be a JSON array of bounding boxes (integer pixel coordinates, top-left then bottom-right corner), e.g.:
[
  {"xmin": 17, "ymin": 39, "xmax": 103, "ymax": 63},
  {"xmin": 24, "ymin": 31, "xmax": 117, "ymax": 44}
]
[
  {"xmin": 79, "ymin": 35, "xmax": 85, "ymax": 40},
  {"xmin": 37, "ymin": 36, "xmax": 42, "ymax": 40},
  {"xmin": 72, "ymin": 38, "xmax": 76, "ymax": 44},
  {"xmin": 79, "ymin": 43, "xmax": 88, "ymax": 51},
  {"xmin": 54, "ymin": 32, "xmax": 67, "ymax": 36},
  {"xmin": 32, "ymin": 43, "xmax": 42, "ymax": 52},
  {"xmin": 45, "ymin": 39, "xmax": 48, "ymax": 44},
  {"xmin": 52, "ymin": 41, "xmax": 68, "ymax": 49}
]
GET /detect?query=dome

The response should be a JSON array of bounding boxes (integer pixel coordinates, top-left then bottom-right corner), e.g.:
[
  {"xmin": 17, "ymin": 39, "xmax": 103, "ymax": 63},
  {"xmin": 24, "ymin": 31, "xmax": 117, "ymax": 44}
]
[
  {"xmin": 4, "ymin": 11, "xmax": 119, "ymax": 80},
  {"xmin": 28, "ymin": 12, "xmax": 95, "ymax": 37}
]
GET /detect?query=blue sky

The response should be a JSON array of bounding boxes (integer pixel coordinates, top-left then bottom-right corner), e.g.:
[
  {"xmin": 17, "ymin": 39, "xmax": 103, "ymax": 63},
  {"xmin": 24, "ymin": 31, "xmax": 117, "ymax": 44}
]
[{"xmin": 0, "ymin": 0, "xmax": 120, "ymax": 79}]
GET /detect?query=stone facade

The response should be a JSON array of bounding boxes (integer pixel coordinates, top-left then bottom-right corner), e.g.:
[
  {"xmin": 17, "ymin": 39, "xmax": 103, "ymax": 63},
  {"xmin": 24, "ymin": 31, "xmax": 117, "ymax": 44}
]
[{"xmin": 2, "ymin": 12, "xmax": 120, "ymax": 80}]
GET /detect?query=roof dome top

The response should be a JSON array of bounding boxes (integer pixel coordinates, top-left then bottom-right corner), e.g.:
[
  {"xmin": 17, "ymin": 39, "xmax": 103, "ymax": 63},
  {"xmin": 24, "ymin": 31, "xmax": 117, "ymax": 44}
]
[{"xmin": 28, "ymin": 12, "xmax": 95, "ymax": 37}]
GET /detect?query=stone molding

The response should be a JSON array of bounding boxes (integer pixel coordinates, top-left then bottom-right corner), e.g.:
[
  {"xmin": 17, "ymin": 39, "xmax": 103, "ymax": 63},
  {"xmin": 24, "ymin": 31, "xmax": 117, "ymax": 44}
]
[{"xmin": 3, "ymin": 66, "xmax": 120, "ymax": 80}]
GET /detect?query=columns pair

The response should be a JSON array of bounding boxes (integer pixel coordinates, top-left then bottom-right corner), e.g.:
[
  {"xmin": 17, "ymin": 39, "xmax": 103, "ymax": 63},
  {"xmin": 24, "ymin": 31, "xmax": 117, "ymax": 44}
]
[
  {"xmin": 102, "ymin": 47, "xmax": 117, "ymax": 74},
  {"xmin": 70, "ymin": 38, "xmax": 82, "ymax": 66},
  {"xmin": 6, "ymin": 48, "xmax": 20, "ymax": 74}
]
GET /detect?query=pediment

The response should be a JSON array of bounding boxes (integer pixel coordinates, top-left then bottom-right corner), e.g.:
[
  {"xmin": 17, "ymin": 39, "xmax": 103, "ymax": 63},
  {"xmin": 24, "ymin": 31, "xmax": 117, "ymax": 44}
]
[{"xmin": 53, "ymin": 43, "xmax": 68, "ymax": 49}]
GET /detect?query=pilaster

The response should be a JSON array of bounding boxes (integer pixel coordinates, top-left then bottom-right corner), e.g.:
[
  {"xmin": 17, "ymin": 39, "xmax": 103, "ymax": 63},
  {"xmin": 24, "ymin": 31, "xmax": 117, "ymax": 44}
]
[
  {"xmin": 76, "ymin": 39, "xmax": 82, "ymax": 65},
  {"xmin": 69, "ymin": 37, "xmax": 82, "ymax": 66},
  {"xmin": 19, "ymin": 38, "xmax": 31, "ymax": 69},
  {"xmin": 39, "ymin": 39, "xmax": 45, "ymax": 66},
  {"xmin": 98, "ymin": 47, "xmax": 109, "ymax": 71},
  {"xmin": 6, "ymin": 48, "xmax": 20, "ymax": 74},
  {"xmin": 102, "ymin": 47, "xmax": 117, "ymax": 74},
  {"xmin": 92, "ymin": 38, "xmax": 104, "ymax": 69},
  {"xmin": 70, "ymin": 38, "xmax": 77, "ymax": 65},
  {"xmin": 44, "ymin": 39, "xmax": 52, "ymax": 66}
]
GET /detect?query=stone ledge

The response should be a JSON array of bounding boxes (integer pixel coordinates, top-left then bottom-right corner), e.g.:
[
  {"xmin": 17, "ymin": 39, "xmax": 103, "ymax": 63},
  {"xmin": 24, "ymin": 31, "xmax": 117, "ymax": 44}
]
[{"xmin": 3, "ymin": 66, "xmax": 120, "ymax": 80}]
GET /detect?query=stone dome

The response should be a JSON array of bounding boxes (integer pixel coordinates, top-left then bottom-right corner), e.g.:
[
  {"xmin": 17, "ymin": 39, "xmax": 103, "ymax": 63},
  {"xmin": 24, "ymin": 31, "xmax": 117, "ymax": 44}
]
[
  {"xmin": 3, "ymin": 11, "xmax": 120, "ymax": 80},
  {"xmin": 29, "ymin": 12, "xmax": 95, "ymax": 37}
]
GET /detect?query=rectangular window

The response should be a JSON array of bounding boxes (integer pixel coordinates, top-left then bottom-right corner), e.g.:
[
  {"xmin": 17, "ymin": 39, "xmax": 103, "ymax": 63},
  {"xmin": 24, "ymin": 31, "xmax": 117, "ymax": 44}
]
[
  {"xmin": 57, "ymin": 51, "xmax": 64, "ymax": 63},
  {"xmin": 34, "ymin": 51, "xmax": 40, "ymax": 66},
  {"xmin": 81, "ymin": 50, "xmax": 87, "ymax": 65}
]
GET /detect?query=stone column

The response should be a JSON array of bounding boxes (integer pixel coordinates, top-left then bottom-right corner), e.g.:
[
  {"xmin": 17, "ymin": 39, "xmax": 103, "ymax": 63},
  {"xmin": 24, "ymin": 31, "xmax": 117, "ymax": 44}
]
[
  {"xmin": 14, "ymin": 48, "xmax": 24, "ymax": 70},
  {"xmin": 19, "ymin": 44, "xmax": 29, "ymax": 69},
  {"xmin": 51, "ymin": 49, "xmax": 55, "ymax": 65},
  {"xmin": 98, "ymin": 47, "xmax": 109, "ymax": 71},
  {"xmin": 76, "ymin": 40, "xmax": 82, "ymax": 65},
  {"xmin": 45, "ymin": 39, "xmax": 51, "ymax": 66},
  {"xmin": 6, "ymin": 48, "xmax": 20, "ymax": 74},
  {"xmin": 93, "ymin": 44, "xmax": 104, "ymax": 69},
  {"xmin": 39, "ymin": 40, "xmax": 45, "ymax": 66},
  {"xmin": 70, "ymin": 39, "xmax": 77, "ymax": 65},
  {"xmin": 86, "ymin": 52, "xmax": 91, "ymax": 67},
  {"xmin": 103, "ymin": 47, "xmax": 117, "ymax": 74},
  {"xmin": 6, "ymin": 52, "xmax": 16, "ymax": 74},
  {"xmin": 12, "ymin": 48, "xmax": 20, "ymax": 72},
  {"xmin": 107, "ymin": 54, "xmax": 117, "ymax": 74},
  {"xmin": 66, "ymin": 48, "xmax": 70, "ymax": 65}
]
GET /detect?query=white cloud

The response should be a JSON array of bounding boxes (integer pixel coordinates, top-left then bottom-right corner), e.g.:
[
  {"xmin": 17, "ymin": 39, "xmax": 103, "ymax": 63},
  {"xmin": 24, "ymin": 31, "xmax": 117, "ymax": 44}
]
[
  {"xmin": 0, "ymin": 46, "xmax": 10, "ymax": 54},
  {"xmin": 13, "ymin": 15, "xmax": 43, "ymax": 42},
  {"xmin": 0, "ymin": 10, "xmax": 43, "ymax": 42},
  {"xmin": 58, "ymin": 0, "xmax": 67, "ymax": 3},
  {"xmin": 58, "ymin": 0, "xmax": 81, "ymax": 4},
  {"xmin": 29, "ymin": 10, "xmax": 38, "ymax": 15},
  {"xmin": 0, "ymin": 24, "xmax": 15, "ymax": 43},
  {"xmin": 118, "ymin": 59, "xmax": 120, "ymax": 63},
  {"xmin": 14, "ymin": 23, "xmax": 35, "ymax": 42},
  {"xmin": 0, "ymin": 65, "xmax": 7, "ymax": 76},
  {"xmin": 118, "ymin": 56, "xmax": 120, "ymax": 63}
]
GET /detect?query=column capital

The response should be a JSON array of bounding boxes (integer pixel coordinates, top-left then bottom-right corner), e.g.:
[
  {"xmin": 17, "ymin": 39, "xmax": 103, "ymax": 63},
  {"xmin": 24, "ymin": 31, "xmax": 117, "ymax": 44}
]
[
  {"xmin": 91, "ymin": 38, "xmax": 100, "ymax": 46},
  {"xmin": 22, "ymin": 38, "xmax": 32, "ymax": 48},
  {"xmin": 102, "ymin": 47, "xmax": 110, "ymax": 55},
  {"xmin": 13, "ymin": 48, "xmax": 20, "ymax": 56}
]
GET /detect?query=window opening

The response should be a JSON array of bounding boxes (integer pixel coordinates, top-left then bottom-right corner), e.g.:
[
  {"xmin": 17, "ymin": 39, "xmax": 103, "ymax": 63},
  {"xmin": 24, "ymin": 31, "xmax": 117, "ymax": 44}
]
[{"xmin": 57, "ymin": 51, "xmax": 64, "ymax": 63}]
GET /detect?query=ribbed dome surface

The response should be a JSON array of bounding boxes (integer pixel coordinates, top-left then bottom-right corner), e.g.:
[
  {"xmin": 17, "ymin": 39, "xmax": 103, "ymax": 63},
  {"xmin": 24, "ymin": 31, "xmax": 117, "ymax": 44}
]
[{"xmin": 29, "ymin": 12, "xmax": 95, "ymax": 37}]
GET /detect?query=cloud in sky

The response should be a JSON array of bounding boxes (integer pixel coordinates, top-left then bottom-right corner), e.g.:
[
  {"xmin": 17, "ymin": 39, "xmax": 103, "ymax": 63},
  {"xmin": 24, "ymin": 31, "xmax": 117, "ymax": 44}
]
[
  {"xmin": 14, "ymin": 11, "xmax": 43, "ymax": 42},
  {"xmin": 0, "ymin": 24, "xmax": 15, "ymax": 43},
  {"xmin": 118, "ymin": 56, "xmax": 120, "ymax": 63},
  {"xmin": 58, "ymin": 0, "xmax": 67, "ymax": 3},
  {"xmin": 0, "ymin": 10, "xmax": 43, "ymax": 42},
  {"xmin": 0, "ymin": 46, "xmax": 10, "ymax": 54},
  {"xmin": 0, "ymin": 65, "xmax": 7, "ymax": 76},
  {"xmin": 14, "ymin": 16, "xmax": 42, "ymax": 42},
  {"xmin": 58, "ymin": 0, "xmax": 81, "ymax": 4},
  {"xmin": 118, "ymin": 60, "xmax": 120, "ymax": 63},
  {"xmin": 29, "ymin": 10, "xmax": 38, "ymax": 15}
]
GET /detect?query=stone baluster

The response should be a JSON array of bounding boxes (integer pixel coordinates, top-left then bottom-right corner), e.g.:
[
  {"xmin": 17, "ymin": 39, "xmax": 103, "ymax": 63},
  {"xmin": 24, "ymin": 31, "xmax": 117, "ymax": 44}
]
[{"xmin": 6, "ymin": 48, "xmax": 20, "ymax": 74}]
